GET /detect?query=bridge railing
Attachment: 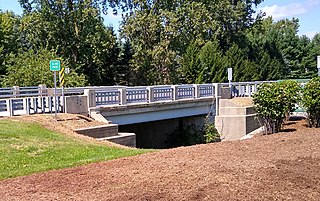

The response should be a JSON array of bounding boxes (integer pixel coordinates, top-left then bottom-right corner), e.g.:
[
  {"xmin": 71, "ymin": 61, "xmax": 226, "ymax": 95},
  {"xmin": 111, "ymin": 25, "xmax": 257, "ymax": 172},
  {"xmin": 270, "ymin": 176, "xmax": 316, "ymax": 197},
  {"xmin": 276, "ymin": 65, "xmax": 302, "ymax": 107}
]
[
  {"xmin": 222, "ymin": 81, "xmax": 278, "ymax": 97},
  {"xmin": 0, "ymin": 96, "xmax": 63, "ymax": 116},
  {"xmin": 1, "ymin": 81, "xmax": 287, "ymax": 116},
  {"xmin": 90, "ymin": 84, "xmax": 218, "ymax": 107},
  {"xmin": 0, "ymin": 86, "xmax": 47, "ymax": 98}
]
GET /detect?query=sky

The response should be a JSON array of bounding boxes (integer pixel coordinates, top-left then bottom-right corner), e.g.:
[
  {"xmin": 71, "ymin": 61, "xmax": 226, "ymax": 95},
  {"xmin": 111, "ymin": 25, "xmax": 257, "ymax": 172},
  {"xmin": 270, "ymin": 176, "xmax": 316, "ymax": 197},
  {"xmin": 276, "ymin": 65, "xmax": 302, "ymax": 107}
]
[
  {"xmin": 257, "ymin": 0, "xmax": 320, "ymax": 38},
  {"xmin": 0, "ymin": 0, "xmax": 319, "ymax": 38}
]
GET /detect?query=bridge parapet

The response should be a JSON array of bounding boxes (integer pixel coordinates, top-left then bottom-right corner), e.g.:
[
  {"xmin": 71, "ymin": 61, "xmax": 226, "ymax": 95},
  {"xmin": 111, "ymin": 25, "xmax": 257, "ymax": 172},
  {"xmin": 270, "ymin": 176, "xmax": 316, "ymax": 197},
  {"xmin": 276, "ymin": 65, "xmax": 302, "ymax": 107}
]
[
  {"xmin": 85, "ymin": 84, "xmax": 220, "ymax": 109},
  {"xmin": 0, "ymin": 81, "xmax": 282, "ymax": 117}
]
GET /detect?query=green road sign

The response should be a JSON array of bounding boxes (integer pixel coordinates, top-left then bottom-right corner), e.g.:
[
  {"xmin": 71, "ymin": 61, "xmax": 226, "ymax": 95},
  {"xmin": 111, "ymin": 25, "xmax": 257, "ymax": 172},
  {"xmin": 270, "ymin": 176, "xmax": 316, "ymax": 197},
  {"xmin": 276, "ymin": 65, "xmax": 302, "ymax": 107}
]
[{"xmin": 50, "ymin": 60, "xmax": 61, "ymax": 71}]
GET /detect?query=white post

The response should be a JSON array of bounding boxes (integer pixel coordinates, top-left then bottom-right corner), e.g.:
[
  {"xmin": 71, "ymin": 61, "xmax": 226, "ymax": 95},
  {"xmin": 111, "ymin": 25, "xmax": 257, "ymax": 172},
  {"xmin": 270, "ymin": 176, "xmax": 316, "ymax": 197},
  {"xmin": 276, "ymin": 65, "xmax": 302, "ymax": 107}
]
[
  {"xmin": 214, "ymin": 83, "xmax": 221, "ymax": 116},
  {"xmin": 26, "ymin": 98, "xmax": 31, "ymax": 115},
  {"xmin": 247, "ymin": 84, "xmax": 252, "ymax": 97},
  {"xmin": 147, "ymin": 87, "xmax": 155, "ymax": 103},
  {"xmin": 38, "ymin": 84, "xmax": 47, "ymax": 97},
  {"xmin": 171, "ymin": 85, "xmax": 178, "ymax": 101},
  {"xmin": 84, "ymin": 89, "xmax": 96, "ymax": 108},
  {"xmin": 193, "ymin": 84, "xmax": 200, "ymax": 98},
  {"xmin": 119, "ymin": 88, "xmax": 127, "ymax": 105},
  {"xmin": 7, "ymin": 99, "xmax": 13, "ymax": 116},
  {"xmin": 12, "ymin": 86, "xmax": 20, "ymax": 98}
]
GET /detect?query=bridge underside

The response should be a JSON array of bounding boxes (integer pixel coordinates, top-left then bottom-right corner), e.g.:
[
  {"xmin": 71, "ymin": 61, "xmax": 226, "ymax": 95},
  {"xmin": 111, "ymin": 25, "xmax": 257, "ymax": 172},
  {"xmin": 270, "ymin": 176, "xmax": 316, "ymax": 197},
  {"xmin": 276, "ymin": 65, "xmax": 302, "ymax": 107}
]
[{"xmin": 96, "ymin": 98, "xmax": 216, "ymax": 125}]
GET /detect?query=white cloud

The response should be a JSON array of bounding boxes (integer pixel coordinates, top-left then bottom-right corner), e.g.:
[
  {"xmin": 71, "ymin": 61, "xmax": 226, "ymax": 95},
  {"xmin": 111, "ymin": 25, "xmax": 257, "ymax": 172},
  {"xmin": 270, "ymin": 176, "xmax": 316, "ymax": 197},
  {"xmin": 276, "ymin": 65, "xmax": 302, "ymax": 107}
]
[
  {"xmin": 261, "ymin": 3, "xmax": 307, "ymax": 20},
  {"xmin": 302, "ymin": 31, "xmax": 319, "ymax": 38},
  {"xmin": 306, "ymin": 0, "xmax": 320, "ymax": 6}
]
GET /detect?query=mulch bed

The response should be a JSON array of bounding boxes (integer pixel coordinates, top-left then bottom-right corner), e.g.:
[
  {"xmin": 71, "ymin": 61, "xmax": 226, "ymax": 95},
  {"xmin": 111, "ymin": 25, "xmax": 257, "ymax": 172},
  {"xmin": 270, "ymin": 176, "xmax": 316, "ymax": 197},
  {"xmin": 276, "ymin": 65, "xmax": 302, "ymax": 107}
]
[{"xmin": 0, "ymin": 118, "xmax": 319, "ymax": 200}]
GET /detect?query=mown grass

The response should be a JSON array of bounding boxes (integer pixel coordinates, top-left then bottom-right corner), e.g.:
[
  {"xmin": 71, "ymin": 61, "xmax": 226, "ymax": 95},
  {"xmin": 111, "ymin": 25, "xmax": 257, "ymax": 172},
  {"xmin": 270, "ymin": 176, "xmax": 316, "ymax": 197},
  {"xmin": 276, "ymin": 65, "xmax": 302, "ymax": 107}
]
[{"xmin": 0, "ymin": 119, "xmax": 150, "ymax": 180}]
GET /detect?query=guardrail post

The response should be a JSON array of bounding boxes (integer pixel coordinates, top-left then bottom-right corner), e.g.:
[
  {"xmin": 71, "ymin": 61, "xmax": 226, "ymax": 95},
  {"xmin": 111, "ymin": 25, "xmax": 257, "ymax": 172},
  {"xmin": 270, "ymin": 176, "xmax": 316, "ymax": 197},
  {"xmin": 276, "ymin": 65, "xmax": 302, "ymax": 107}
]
[
  {"xmin": 119, "ymin": 88, "xmax": 127, "ymax": 105},
  {"xmin": 7, "ymin": 99, "xmax": 13, "ymax": 116},
  {"xmin": 84, "ymin": 89, "xmax": 96, "ymax": 108},
  {"xmin": 193, "ymin": 84, "xmax": 200, "ymax": 98},
  {"xmin": 25, "ymin": 98, "xmax": 31, "ymax": 115},
  {"xmin": 12, "ymin": 86, "xmax": 20, "ymax": 98},
  {"xmin": 147, "ymin": 87, "xmax": 154, "ymax": 103}
]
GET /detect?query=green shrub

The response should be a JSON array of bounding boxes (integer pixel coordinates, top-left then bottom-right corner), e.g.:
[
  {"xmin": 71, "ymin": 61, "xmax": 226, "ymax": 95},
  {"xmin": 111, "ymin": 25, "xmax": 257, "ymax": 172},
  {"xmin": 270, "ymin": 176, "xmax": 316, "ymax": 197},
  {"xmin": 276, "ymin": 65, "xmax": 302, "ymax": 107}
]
[
  {"xmin": 203, "ymin": 116, "xmax": 220, "ymax": 143},
  {"xmin": 165, "ymin": 117, "xmax": 220, "ymax": 148},
  {"xmin": 302, "ymin": 77, "xmax": 320, "ymax": 127},
  {"xmin": 253, "ymin": 80, "xmax": 300, "ymax": 134},
  {"xmin": 203, "ymin": 122, "xmax": 220, "ymax": 143}
]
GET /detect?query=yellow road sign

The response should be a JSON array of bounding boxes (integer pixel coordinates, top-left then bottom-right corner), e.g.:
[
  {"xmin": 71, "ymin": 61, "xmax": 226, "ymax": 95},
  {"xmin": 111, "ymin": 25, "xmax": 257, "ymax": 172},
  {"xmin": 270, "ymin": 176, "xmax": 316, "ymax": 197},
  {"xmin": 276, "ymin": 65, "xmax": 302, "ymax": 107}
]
[{"xmin": 59, "ymin": 66, "xmax": 65, "ymax": 87}]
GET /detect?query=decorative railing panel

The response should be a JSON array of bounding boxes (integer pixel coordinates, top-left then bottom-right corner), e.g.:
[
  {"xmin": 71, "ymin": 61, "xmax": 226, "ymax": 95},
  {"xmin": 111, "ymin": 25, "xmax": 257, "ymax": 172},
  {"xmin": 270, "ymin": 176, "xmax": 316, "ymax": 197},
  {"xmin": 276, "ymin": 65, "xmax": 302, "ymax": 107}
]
[{"xmin": 96, "ymin": 91, "xmax": 120, "ymax": 105}]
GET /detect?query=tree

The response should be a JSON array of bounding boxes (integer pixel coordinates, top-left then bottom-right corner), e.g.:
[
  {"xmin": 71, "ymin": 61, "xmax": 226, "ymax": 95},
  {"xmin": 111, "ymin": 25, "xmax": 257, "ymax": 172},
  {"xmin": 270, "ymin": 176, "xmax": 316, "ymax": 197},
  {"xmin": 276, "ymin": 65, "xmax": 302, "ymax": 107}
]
[
  {"xmin": 2, "ymin": 48, "xmax": 86, "ymax": 87},
  {"xmin": 179, "ymin": 42, "xmax": 201, "ymax": 84},
  {"xmin": 18, "ymin": 0, "xmax": 119, "ymax": 86},
  {"xmin": 0, "ymin": 11, "xmax": 20, "ymax": 85},
  {"xmin": 198, "ymin": 41, "xmax": 225, "ymax": 83},
  {"xmin": 120, "ymin": 0, "xmax": 265, "ymax": 84},
  {"xmin": 113, "ymin": 40, "xmax": 133, "ymax": 85}
]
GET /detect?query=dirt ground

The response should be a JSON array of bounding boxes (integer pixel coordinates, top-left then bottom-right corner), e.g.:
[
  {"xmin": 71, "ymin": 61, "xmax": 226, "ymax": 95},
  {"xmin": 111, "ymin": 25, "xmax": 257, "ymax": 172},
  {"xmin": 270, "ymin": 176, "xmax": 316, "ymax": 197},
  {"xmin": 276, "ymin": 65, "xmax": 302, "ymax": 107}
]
[{"xmin": 0, "ymin": 117, "xmax": 320, "ymax": 200}]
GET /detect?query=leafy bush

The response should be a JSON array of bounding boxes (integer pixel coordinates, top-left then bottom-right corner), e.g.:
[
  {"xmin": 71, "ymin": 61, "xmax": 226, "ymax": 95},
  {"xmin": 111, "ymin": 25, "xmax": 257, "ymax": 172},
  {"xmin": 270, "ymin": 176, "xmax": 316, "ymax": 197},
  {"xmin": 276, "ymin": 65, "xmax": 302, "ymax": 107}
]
[
  {"xmin": 302, "ymin": 77, "xmax": 320, "ymax": 127},
  {"xmin": 203, "ymin": 122, "xmax": 220, "ymax": 143},
  {"xmin": 165, "ymin": 117, "xmax": 220, "ymax": 148},
  {"xmin": 203, "ymin": 116, "xmax": 220, "ymax": 143},
  {"xmin": 253, "ymin": 80, "xmax": 300, "ymax": 134}
]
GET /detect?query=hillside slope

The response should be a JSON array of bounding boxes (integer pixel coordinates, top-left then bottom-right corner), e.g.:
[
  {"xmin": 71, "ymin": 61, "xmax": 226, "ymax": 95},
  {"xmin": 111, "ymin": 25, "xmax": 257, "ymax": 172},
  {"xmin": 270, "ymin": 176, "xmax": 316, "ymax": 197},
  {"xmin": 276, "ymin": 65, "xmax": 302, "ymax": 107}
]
[{"xmin": 0, "ymin": 118, "xmax": 319, "ymax": 200}]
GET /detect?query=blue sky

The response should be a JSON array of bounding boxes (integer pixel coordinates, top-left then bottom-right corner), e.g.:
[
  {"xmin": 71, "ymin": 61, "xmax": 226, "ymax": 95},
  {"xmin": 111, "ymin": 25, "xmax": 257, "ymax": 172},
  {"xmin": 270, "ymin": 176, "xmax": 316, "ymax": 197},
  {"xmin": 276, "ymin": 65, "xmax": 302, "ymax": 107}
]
[
  {"xmin": 257, "ymin": 0, "xmax": 320, "ymax": 38},
  {"xmin": 0, "ymin": 0, "xmax": 319, "ymax": 38}
]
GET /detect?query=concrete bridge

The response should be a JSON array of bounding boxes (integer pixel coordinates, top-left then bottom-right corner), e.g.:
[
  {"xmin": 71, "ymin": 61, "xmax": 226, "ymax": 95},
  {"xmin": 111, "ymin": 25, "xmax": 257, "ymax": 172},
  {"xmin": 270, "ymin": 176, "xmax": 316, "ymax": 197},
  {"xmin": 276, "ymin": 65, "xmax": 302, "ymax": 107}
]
[{"xmin": 0, "ymin": 82, "xmax": 270, "ymax": 147}]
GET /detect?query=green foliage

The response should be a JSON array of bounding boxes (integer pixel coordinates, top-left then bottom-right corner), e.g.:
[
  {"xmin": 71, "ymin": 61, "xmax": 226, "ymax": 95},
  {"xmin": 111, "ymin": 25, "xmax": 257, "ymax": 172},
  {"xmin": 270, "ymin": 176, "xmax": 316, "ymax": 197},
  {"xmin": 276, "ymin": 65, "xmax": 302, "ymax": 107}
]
[
  {"xmin": 2, "ymin": 48, "xmax": 86, "ymax": 87},
  {"xmin": 1, "ymin": 1, "xmax": 319, "ymax": 87},
  {"xmin": 198, "ymin": 41, "xmax": 226, "ymax": 83},
  {"xmin": 253, "ymin": 80, "xmax": 300, "ymax": 134},
  {"xmin": 203, "ymin": 119, "xmax": 220, "ymax": 143},
  {"xmin": 0, "ymin": 120, "xmax": 149, "ymax": 180},
  {"xmin": 302, "ymin": 77, "xmax": 320, "ymax": 127},
  {"xmin": 17, "ymin": 1, "xmax": 119, "ymax": 86},
  {"xmin": 166, "ymin": 117, "xmax": 220, "ymax": 147},
  {"xmin": 0, "ymin": 11, "xmax": 20, "ymax": 85}
]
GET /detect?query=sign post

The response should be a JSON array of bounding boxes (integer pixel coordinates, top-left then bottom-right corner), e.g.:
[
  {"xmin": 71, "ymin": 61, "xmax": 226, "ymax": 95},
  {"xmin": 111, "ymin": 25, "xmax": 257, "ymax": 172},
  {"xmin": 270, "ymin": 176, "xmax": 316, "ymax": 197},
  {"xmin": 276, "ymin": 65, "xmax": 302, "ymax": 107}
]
[
  {"xmin": 50, "ymin": 60, "xmax": 61, "ymax": 119},
  {"xmin": 317, "ymin": 56, "xmax": 320, "ymax": 76},
  {"xmin": 227, "ymin": 68, "xmax": 232, "ymax": 87},
  {"xmin": 59, "ymin": 66, "xmax": 65, "ymax": 112}
]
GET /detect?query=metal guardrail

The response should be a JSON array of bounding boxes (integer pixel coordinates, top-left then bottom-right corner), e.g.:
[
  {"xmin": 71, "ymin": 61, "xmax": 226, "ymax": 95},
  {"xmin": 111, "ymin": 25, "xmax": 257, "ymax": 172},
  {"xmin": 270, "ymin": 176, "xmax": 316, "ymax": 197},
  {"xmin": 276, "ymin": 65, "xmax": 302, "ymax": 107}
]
[{"xmin": 0, "ymin": 96, "xmax": 63, "ymax": 116}]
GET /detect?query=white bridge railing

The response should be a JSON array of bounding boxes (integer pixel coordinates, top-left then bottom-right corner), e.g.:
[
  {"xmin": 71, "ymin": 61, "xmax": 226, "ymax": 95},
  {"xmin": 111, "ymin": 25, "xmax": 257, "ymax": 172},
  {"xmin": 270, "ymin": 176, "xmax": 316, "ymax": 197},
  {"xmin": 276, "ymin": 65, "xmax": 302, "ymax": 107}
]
[
  {"xmin": 0, "ymin": 81, "xmax": 279, "ymax": 116},
  {"xmin": 91, "ymin": 84, "xmax": 218, "ymax": 106},
  {"xmin": 223, "ymin": 81, "xmax": 278, "ymax": 97}
]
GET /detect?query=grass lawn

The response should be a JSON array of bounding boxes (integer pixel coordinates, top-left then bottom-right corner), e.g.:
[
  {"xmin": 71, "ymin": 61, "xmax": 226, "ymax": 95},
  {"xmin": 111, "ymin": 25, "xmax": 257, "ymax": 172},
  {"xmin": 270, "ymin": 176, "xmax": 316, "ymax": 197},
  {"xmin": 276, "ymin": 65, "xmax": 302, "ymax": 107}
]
[{"xmin": 0, "ymin": 119, "xmax": 150, "ymax": 180}]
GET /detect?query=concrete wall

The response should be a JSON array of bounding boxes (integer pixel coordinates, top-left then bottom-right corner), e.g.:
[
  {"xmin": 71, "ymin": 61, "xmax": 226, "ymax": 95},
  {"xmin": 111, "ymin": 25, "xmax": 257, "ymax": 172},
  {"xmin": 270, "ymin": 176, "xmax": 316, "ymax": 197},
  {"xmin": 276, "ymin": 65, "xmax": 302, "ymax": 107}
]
[
  {"xmin": 74, "ymin": 124, "xmax": 118, "ymax": 138},
  {"xmin": 64, "ymin": 95, "xmax": 88, "ymax": 115},
  {"xmin": 215, "ymin": 99, "xmax": 260, "ymax": 141},
  {"xmin": 98, "ymin": 98, "xmax": 215, "ymax": 125}
]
